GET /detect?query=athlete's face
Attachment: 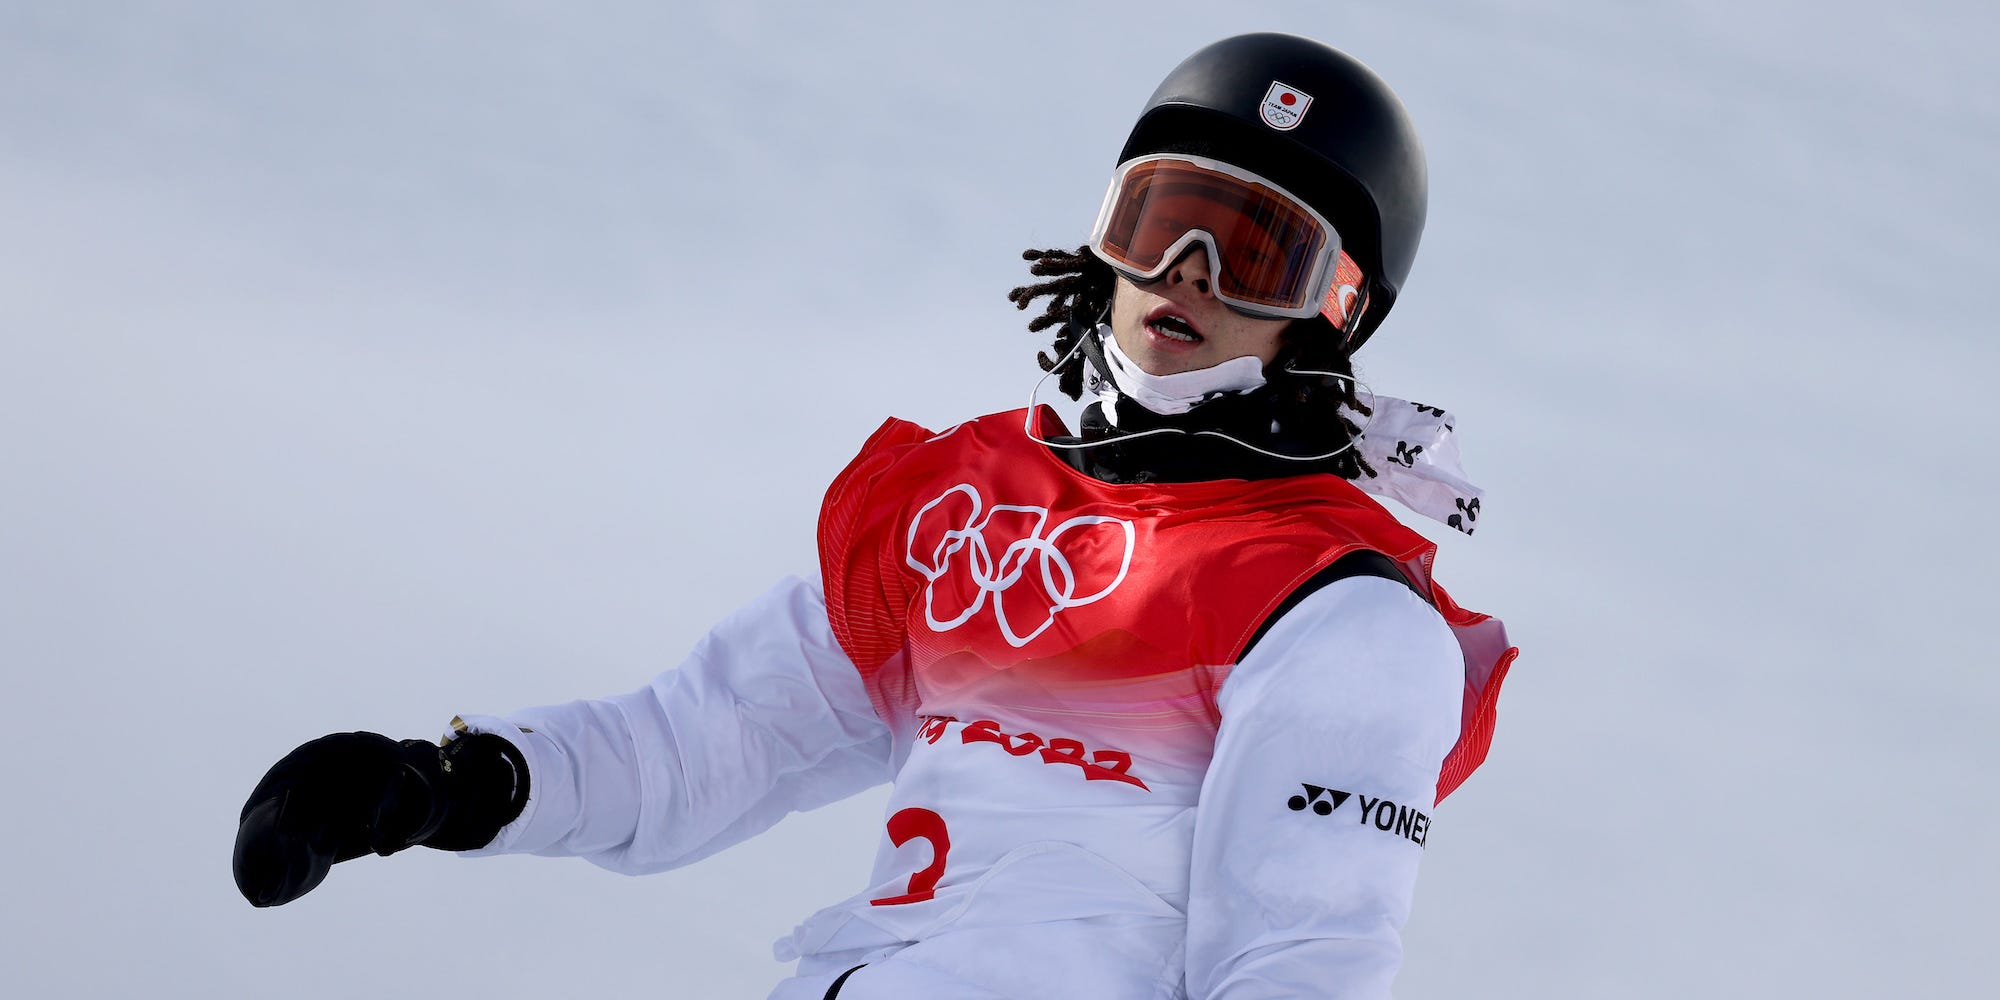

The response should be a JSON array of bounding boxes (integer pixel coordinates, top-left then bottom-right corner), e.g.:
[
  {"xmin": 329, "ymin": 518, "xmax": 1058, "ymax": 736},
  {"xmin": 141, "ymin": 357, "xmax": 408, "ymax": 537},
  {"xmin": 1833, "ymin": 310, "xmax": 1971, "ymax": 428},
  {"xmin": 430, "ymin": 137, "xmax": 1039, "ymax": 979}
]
[{"xmin": 1107, "ymin": 247, "xmax": 1292, "ymax": 377}]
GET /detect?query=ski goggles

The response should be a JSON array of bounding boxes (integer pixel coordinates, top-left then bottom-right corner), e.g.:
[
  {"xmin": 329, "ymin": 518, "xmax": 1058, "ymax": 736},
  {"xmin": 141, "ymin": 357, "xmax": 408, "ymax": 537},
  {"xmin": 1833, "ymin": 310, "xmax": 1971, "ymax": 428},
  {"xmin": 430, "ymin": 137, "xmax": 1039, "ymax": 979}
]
[{"xmin": 1088, "ymin": 154, "xmax": 1364, "ymax": 328}]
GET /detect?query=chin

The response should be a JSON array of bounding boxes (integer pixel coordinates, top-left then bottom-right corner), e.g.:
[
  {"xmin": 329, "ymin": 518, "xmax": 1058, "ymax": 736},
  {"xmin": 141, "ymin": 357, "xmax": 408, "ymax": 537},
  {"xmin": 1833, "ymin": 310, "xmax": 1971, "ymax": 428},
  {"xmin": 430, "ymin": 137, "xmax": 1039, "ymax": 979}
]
[{"xmin": 1145, "ymin": 356, "xmax": 1209, "ymax": 376}]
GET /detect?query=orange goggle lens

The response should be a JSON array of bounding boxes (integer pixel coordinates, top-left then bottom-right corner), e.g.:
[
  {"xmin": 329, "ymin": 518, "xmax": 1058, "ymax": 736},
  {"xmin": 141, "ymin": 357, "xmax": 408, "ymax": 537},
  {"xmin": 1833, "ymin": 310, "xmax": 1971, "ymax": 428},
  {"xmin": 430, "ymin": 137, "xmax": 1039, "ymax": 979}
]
[{"xmin": 1093, "ymin": 156, "xmax": 1342, "ymax": 319}]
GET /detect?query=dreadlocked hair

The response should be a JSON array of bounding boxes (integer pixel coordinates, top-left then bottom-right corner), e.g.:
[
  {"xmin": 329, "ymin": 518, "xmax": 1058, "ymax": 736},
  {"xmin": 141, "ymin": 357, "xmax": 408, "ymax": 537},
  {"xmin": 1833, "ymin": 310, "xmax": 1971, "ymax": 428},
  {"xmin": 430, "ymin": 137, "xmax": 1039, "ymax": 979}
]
[
  {"xmin": 1007, "ymin": 245, "xmax": 1378, "ymax": 482},
  {"xmin": 1006, "ymin": 246, "xmax": 1114, "ymax": 400}
]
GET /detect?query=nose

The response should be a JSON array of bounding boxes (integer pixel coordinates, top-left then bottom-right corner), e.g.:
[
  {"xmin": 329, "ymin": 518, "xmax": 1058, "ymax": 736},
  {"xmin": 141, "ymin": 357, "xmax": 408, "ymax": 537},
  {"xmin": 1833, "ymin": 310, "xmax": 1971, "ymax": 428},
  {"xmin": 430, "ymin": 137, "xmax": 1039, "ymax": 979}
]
[{"xmin": 1165, "ymin": 243, "xmax": 1213, "ymax": 297}]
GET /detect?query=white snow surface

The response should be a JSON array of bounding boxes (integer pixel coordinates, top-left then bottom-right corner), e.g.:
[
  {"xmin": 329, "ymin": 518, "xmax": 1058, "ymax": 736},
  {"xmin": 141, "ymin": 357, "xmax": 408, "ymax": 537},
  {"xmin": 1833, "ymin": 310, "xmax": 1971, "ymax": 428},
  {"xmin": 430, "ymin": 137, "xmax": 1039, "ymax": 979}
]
[{"xmin": 1, "ymin": 2, "xmax": 1994, "ymax": 997}]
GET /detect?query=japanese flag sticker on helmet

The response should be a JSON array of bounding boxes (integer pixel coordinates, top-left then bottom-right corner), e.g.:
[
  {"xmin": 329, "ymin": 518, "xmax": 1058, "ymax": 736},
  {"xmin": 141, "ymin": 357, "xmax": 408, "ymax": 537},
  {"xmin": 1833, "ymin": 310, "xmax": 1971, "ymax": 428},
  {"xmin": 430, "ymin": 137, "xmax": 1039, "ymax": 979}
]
[{"xmin": 1259, "ymin": 81, "xmax": 1313, "ymax": 130}]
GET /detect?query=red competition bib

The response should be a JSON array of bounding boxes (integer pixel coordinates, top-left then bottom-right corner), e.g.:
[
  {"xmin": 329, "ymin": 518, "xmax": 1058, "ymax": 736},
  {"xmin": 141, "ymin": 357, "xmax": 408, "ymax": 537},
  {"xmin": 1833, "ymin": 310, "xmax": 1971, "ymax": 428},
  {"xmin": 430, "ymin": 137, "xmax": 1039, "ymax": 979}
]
[{"xmin": 818, "ymin": 408, "xmax": 1515, "ymax": 804}]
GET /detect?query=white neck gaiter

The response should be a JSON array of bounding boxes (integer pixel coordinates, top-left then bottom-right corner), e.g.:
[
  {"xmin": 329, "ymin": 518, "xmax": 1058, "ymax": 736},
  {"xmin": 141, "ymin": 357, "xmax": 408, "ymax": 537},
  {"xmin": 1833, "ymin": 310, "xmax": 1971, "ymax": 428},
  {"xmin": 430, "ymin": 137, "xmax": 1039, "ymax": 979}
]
[
  {"xmin": 1092, "ymin": 324, "xmax": 1267, "ymax": 424},
  {"xmin": 1082, "ymin": 326, "xmax": 1489, "ymax": 535}
]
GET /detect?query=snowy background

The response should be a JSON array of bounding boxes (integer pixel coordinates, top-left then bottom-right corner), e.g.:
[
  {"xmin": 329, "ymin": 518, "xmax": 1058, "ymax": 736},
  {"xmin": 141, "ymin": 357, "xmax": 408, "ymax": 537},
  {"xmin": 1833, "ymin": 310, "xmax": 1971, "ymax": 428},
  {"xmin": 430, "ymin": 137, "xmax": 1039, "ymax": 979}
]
[{"xmin": 3, "ymin": 1, "xmax": 1995, "ymax": 997}]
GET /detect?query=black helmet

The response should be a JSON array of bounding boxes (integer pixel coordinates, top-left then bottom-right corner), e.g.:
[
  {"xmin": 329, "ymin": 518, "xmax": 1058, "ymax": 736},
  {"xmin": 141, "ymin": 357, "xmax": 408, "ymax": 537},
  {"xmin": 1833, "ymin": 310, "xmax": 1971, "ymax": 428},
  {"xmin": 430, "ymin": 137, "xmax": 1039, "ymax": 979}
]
[{"xmin": 1115, "ymin": 33, "xmax": 1427, "ymax": 350}]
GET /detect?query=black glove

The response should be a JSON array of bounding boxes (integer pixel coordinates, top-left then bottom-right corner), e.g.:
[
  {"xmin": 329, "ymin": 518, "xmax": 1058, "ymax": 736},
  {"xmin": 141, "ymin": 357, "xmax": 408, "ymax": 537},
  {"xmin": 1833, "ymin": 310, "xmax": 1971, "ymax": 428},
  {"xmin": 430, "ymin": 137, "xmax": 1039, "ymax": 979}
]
[{"xmin": 233, "ymin": 730, "xmax": 529, "ymax": 907}]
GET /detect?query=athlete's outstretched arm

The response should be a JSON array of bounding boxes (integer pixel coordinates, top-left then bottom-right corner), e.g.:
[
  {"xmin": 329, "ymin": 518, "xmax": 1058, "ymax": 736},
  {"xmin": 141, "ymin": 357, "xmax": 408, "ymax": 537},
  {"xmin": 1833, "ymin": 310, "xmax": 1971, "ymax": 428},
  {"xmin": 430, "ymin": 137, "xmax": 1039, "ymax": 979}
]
[
  {"xmin": 453, "ymin": 575, "xmax": 894, "ymax": 874},
  {"xmin": 1184, "ymin": 576, "xmax": 1462, "ymax": 1000}
]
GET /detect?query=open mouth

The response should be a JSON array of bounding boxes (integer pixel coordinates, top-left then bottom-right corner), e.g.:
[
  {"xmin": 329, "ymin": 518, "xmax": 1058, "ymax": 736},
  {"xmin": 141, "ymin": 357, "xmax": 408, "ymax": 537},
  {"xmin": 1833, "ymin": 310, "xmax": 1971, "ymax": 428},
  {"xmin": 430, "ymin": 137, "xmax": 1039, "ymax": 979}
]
[{"xmin": 1145, "ymin": 308, "xmax": 1204, "ymax": 344}]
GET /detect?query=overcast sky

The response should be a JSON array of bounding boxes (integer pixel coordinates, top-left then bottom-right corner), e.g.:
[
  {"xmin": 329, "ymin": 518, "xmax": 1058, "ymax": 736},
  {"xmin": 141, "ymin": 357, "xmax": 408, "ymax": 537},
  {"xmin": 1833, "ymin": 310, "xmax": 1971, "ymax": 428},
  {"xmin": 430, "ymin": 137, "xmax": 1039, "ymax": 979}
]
[{"xmin": 2, "ymin": 2, "xmax": 1995, "ymax": 997}]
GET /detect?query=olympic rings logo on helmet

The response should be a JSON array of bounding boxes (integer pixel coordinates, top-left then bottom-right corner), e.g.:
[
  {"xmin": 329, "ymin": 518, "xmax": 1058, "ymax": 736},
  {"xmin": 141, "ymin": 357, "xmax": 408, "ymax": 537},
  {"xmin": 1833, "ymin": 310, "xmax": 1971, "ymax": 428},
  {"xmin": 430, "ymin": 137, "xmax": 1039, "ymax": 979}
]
[{"xmin": 904, "ymin": 484, "xmax": 1137, "ymax": 649}]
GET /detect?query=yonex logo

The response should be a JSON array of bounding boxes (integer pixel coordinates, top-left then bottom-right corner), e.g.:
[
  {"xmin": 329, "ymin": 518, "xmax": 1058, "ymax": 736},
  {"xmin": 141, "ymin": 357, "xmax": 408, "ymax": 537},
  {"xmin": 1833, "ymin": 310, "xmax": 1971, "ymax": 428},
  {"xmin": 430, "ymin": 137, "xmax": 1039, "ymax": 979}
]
[
  {"xmin": 904, "ymin": 484, "xmax": 1136, "ymax": 648},
  {"xmin": 1288, "ymin": 783, "xmax": 1353, "ymax": 815},
  {"xmin": 1287, "ymin": 782, "xmax": 1432, "ymax": 847}
]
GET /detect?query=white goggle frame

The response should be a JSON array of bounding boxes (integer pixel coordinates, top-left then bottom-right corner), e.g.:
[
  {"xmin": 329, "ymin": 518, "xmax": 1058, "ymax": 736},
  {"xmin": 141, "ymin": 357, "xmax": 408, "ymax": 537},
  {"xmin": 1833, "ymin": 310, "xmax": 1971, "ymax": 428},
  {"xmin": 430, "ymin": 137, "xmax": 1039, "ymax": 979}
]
[{"xmin": 1087, "ymin": 153, "xmax": 1344, "ymax": 321}]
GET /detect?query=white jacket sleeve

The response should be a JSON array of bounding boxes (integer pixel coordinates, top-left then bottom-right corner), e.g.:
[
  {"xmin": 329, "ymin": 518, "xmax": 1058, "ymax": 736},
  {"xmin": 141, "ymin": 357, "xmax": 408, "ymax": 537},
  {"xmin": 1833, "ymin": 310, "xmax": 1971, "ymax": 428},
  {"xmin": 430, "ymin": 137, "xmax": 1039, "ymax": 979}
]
[
  {"xmin": 449, "ymin": 575, "xmax": 894, "ymax": 875},
  {"xmin": 1185, "ymin": 576, "xmax": 1463, "ymax": 1000}
]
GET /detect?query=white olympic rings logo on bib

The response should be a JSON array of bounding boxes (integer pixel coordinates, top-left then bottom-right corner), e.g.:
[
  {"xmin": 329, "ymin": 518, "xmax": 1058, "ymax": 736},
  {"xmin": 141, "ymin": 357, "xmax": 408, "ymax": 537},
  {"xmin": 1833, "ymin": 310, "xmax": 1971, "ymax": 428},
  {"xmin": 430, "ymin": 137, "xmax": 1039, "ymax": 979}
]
[{"xmin": 904, "ymin": 484, "xmax": 1136, "ymax": 648}]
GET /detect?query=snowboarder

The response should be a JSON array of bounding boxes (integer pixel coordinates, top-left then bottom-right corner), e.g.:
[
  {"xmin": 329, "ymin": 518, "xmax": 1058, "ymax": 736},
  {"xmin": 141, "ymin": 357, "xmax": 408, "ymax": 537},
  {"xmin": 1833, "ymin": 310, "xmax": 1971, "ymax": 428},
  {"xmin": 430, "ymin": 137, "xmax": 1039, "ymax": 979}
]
[{"xmin": 234, "ymin": 33, "xmax": 1517, "ymax": 999}]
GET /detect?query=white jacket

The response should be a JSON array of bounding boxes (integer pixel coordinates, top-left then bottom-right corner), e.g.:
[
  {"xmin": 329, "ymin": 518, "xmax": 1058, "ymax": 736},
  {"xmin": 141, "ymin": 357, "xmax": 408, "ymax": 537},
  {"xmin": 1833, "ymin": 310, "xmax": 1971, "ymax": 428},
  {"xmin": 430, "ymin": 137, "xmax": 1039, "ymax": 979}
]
[{"xmin": 456, "ymin": 571, "xmax": 1460, "ymax": 999}]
